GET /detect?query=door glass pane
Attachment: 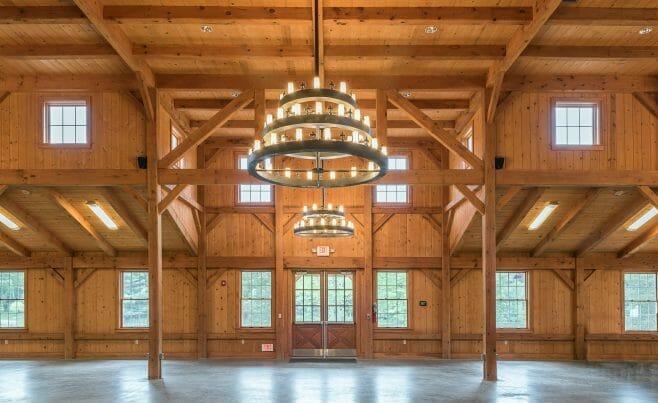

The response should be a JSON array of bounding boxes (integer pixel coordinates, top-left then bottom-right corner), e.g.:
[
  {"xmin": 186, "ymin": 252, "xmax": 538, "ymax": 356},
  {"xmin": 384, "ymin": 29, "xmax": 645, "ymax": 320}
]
[
  {"xmin": 294, "ymin": 273, "xmax": 321, "ymax": 323},
  {"xmin": 327, "ymin": 273, "xmax": 354, "ymax": 323}
]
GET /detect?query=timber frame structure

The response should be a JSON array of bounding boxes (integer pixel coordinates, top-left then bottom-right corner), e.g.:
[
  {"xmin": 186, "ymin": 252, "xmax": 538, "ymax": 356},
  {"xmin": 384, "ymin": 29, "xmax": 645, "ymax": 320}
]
[{"xmin": 0, "ymin": 1, "xmax": 657, "ymax": 382}]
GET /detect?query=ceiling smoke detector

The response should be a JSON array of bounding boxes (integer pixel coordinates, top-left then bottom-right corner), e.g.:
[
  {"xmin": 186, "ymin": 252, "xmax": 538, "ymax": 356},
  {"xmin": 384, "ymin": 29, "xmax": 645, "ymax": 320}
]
[
  {"xmin": 639, "ymin": 26, "xmax": 653, "ymax": 35},
  {"xmin": 231, "ymin": 90, "xmax": 241, "ymax": 97},
  {"xmin": 402, "ymin": 91, "xmax": 412, "ymax": 98},
  {"xmin": 201, "ymin": 25, "xmax": 213, "ymax": 33},
  {"xmin": 424, "ymin": 25, "xmax": 438, "ymax": 34}
]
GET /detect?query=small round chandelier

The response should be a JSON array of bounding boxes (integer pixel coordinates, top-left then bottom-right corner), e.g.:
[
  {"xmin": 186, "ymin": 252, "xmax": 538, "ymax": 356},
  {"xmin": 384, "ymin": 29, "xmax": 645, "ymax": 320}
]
[
  {"xmin": 247, "ymin": 78, "xmax": 388, "ymax": 188},
  {"xmin": 293, "ymin": 190, "xmax": 355, "ymax": 238}
]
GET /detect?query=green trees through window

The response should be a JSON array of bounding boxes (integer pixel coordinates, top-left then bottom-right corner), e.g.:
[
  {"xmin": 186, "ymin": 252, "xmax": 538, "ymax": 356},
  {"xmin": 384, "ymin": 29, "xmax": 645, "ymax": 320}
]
[
  {"xmin": 241, "ymin": 271, "xmax": 272, "ymax": 327},
  {"xmin": 496, "ymin": 272, "xmax": 528, "ymax": 329},
  {"xmin": 121, "ymin": 271, "xmax": 149, "ymax": 328},
  {"xmin": 0, "ymin": 271, "xmax": 24, "ymax": 328},
  {"xmin": 376, "ymin": 271, "xmax": 408, "ymax": 328},
  {"xmin": 624, "ymin": 273, "xmax": 658, "ymax": 331}
]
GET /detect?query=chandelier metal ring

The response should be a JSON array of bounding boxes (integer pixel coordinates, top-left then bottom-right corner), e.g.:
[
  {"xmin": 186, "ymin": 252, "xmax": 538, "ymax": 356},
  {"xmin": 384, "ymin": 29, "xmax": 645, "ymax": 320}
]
[
  {"xmin": 293, "ymin": 225, "xmax": 354, "ymax": 238},
  {"xmin": 279, "ymin": 88, "xmax": 358, "ymax": 111}
]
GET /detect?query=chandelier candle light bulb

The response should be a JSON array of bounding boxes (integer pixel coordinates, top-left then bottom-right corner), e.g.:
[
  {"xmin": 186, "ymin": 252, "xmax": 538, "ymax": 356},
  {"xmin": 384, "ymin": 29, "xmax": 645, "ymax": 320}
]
[
  {"xmin": 287, "ymin": 82, "xmax": 295, "ymax": 94},
  {"xmin": 313, "ymin": 76, "xmax": 321, "ymax": 89},
  {"xmin": 295, "ymin": 128, "xmax": 303, "ymax": 141}
]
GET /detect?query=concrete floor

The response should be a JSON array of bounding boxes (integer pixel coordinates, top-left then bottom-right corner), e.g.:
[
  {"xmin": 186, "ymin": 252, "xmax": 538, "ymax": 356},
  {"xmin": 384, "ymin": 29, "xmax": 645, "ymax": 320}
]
[{"xmin": 0, "ymin": 359, "xmax": 656, "ymax": 402}]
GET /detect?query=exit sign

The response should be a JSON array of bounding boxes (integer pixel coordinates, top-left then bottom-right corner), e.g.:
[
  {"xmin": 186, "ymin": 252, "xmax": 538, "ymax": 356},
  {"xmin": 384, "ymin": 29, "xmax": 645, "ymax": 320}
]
[
  {"xmin": 261, "ymin": 343, "xmax": 274, "ymax": 352},
  {"xmin": 316, "ymin": 245, "xmax": 331, "ymax": 256}
]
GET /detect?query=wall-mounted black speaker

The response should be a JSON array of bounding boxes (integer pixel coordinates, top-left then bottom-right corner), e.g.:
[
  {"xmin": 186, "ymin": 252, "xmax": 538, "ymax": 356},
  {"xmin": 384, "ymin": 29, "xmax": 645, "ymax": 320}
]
[
  {"xmin": 137, "ymin": 156, "xmax": 147, "ymax": 169},
  {"xmin": 495, "ymin": 156, "xmax": 505, "ymax": 170}
]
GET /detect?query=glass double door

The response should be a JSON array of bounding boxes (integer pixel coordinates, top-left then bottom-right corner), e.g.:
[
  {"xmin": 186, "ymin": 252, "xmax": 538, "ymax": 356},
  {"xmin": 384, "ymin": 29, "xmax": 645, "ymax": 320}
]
[{"xmin": 291, "ymin": 271, "xmax": 356, "ymax": 358}]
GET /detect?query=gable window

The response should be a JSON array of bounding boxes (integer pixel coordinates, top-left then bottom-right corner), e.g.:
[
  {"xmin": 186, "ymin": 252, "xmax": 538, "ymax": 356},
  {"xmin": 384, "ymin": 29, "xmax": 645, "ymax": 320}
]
[
  {"xmin": 241, "ymin": 271, "xmax": 272, "ymax": 328},
  {"xmin": 624, "ymin": 273, "xmax": 657, "ymax": 332},
  {"xmin": 43, "ymin": 99, "xmax": 90, "ymax": 146},
  {"xmin": 0, "ymin": 271, "xmax": 25, "ymax": 328},
  {"xmin": 120, "ymin": 271, "xmax": 149, "ymax": 328},
  {"xmin": 376, "ymin": 271, "xmax": 408, "ymax": 328},
  {"xmin": 375, "ymin": 156, "xmax": 409, "ymax": 204},
  {"xmin": 171, "ymin": 123, "xmax": 184, "ymax": 169},
  {"xmin": 552, "ymin": 100, "xmax": 601, "ymax": 147},
  {"xmin": 238, "ymin": 156, "xmax": 272, "ymax": 204},
  {"xmin": 496, "ymin": 272, "xmax": 528, "ymax": 329}
]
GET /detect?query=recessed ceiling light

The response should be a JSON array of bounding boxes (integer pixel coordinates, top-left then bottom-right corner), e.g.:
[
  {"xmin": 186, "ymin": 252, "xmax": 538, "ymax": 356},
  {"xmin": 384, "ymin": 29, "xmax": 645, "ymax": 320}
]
[
  {"xmin": 201, "ymin": 25, "xmax": 213, "ymax": 33},
  {"xmin": 627, "ymin": 207, "xmax": 658, "ymax": 231},
  {"xmin": 19, "ymin": 189, "xmax": 31, "ymax": 195},
  {"xmin": 528, "ymin": 202, "xmax": 558, "ymax": 230},
  {"xmin": 613, "ymin": 190, "xmax": 625, "ymax": 196},
  {"xmin": 639, "ymin": 26, "xmax": 653, "ymax": 35},
  {"xmin": 231, "ymin": 90, "xmax": 241, "ymax": 97},
  {"xmin": 424, "ymin": 25, "xmax": 438, "ymax": 34}
]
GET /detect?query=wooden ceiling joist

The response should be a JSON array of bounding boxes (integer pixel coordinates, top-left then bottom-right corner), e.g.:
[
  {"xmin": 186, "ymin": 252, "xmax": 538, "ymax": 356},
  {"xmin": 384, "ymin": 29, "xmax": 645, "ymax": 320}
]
[
  {"xmin": 0, "ymin": 44, "xmax": 116, "ymax": 60},
  {"xmin": 0, "ymin": 230, "xmax": 30, "ymax": 257},
  {"xmin": 0, "ymin": 75, "xmax": 138, "ymax": 92},
  {"xmin": 637, "ymin": 186, "xmax": 658, "ymax": 209},
  {"xmin": 325, "ymin": 45, "xmax": 505, "ymax": 60},
  {"xmin": 0, "ymin": 6, "xmax": 87, "ymax": 24},
  {"xmin": 547, "ymin": 7, "xmax": 658, "ymax": 26},
  {"xmin": 159, "ymin": 185, "xmax": 189, "ymax": 214},
  {"xmin": 159, "ymin": 90, "xmax": 254, "ymax": 169},
  {"xmin": 387, "ymin": 90, "xmax": 483, "ymax": 170},
  {"xmin": 104, "ymin": 6, "xmax": 312, "ymax": 24},
  {"xmin": 521, "ymin": 45, "xmax": 658, "ymax": 61},
  {"xmin": 496, "ymin": 186, "xmax": 522, "ymax": 211},
  {"xmin": 503, "ymin": 75, "xmax": 658, "ymax": 93},
  {"xmin": 134, "ymin": 45, "xmax": 313, "ymax": 59},
  {"xmin": 48, "ymin": 189, "xmax": 116, "ymax": 257},
  {"xmin": 575, "ymin": 197, "xmax": 649, "ymax": 257},
  {"xmin": 323, "ymin": 7, "xmax": 532, "ymax": 25},
  {"xmin": 618, "ymin": 222, "xmax": 658, "ymax": 259},
  {"xmin": 99, "ymin": 187, "xmax": 147, "ymax": 243},
  {"xmin": 454, "ymin": 185, "xmax": 485, "ymax": 215},
  {"xmin": 0, "ymin": 198, "xmax": 73, "ymax": 255},
  {"xmin": 531, "ymin": 188, "xmax": 601, "ymax": 257},
  {"xmin": 496, "ymin": 187, "xmax": 545, "ymax": 251}
]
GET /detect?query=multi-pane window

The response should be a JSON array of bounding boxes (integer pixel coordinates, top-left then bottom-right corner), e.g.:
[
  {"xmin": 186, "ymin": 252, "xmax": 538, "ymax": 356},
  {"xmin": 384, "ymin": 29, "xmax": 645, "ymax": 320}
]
[
  {"xmin": 120, "ymin": 271, "xmax": 149, "ymax": 328},
  {"xmin": 376, "ymin": 271, "xmax": 408, "ymax": 328},
  {"xmin": 294, "ymin": 273, "xmax": 321, "ymax": 323},
  {"xmin": 496, "ymin": 272, "xmax": 528, "ymax": 329},
  {"xmin": 241, "ymin": 271, "xmax": 272, "ymax": 328},
  {"xmin": 375, "ymin": 157, "xmax": 408, "ymax": 203},
  {"xmin": 43, "ymin": 100, "xmax": 89, "ymax": 145},
  {"xmin": 327, "ymin": 273, "xmax": 354, "ymax": 323},
  {"xmin": 624, "ymin": 273, "xmax": 657, "ymax": 332},
  {"xmin": 171, "ymin": 124, "xmax": 184, "ymax": 169},
  {"xmin": 238, "ymin": 157, "xmax": 272, "ymax": 203},
  {"xmin": 0, "ymin": 271, "xmax": 25, "ymax": 328},
  {"xmin": 553, "ymin": 101, "xmax": 599, "ymax": 146}
]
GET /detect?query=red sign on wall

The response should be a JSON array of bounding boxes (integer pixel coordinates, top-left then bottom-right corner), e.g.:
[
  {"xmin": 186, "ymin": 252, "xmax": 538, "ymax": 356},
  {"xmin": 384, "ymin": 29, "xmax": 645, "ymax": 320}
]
[
  {"xmin": 261, "ymin": 343, "xmax": 274, "ymax": 352},
  {"xmin": 316, "ymin": 245, "xmax": 331, "ymax": 256}
]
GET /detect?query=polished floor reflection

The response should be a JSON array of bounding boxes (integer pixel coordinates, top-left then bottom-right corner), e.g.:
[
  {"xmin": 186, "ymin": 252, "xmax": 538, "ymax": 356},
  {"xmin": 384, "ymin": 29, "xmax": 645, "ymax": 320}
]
[{"xmin": 0, "ymin": 359, "xmax": 656, "ymax": 402}]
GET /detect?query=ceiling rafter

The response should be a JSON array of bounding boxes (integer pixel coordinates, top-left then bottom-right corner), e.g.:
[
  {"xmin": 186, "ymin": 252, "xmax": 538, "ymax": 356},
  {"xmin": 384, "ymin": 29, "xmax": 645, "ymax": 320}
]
[
  {"xmin": 0, "ymin": 230, "xmax": 30, "ymax": 257},
  {"xmin": 496, "ymin": 187, "xmax": 545, "ymax": 251},
  {"xmin": 99, "ymin": 187, "xmax": 147, "ymax": 243}
]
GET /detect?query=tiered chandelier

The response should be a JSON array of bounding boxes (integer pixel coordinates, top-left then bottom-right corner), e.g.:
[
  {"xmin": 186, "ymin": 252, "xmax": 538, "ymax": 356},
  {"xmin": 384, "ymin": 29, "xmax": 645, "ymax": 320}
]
[
  {"xmin": 246, "ymin": 78, "xmax": 388, "ymax": 188},
  {"xmin": 247, "ymin": 78, "xmax": 387, "ymax": 238},
  {"xmin": 293, "ymin": 189, "xmax": 355, "ymax": 238}
]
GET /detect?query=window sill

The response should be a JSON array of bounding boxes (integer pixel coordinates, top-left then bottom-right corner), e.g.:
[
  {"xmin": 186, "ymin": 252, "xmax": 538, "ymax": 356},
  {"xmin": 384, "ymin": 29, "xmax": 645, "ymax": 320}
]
[
  {"xmin": 550, "ymin": 145, "xmax": 604, "ymax": 151},
  {"xmin": 116, "ymin": 328, "xmax": 149, "ymax": 332},
  {"xmin": 39, "ymin": 143, "xmax": 92, "ymax": 150}
]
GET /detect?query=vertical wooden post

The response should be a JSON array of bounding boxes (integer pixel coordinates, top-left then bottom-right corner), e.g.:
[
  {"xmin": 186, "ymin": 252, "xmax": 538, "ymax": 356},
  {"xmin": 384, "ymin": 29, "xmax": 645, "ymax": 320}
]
[
  {"xmin": 274, "ymin": 187, "xmax": 287, "ymax": 359},
  {"xmin": 575, "ymin": 258, "xmax": 586, "ymax": 359},
  {"xmin": 361, "ymin": 187, "xmax": 374, "ymax": 358},
  {"xmin": 482, "ymin": 120, "xmax": 497, "ymax": 381},
  {"xmin": 376, "ymin": 90, "xmax": 388, "ymax": 143},
  {"xmin": 147, "ymin": 115, "xmax": 163, "ymax": 379},
  {"xmin": 63, "ymin": 257, "xmax": 75, "ymax": 359},
  {"xmin": 196, "ymin": 145, "xmax": 208, "ymax": 359},
  {"xmin": 441, "ymin": 148, "xmax": 451, "ymax": 359},
  {"xmin": 254, "ymin": 90, "xmax": 266, "ymax": 142}
]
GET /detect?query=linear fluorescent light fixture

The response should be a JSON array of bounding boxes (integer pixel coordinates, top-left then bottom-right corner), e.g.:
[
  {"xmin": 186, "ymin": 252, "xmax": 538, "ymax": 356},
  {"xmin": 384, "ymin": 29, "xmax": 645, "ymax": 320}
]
[
  {"xmin": 528, "ymin": 202, "xmax": 558, "ymax": 231},
  {"xmin": 86, "ymin": 201, "xmax": 118, "ymax": 230},
  {"xmin": 627, "ymin": 207, "xmax": 658, "ymax": 232},
  {"xmin": 0, "ymin": 212, "xmax": 20, "ymax": 231}
]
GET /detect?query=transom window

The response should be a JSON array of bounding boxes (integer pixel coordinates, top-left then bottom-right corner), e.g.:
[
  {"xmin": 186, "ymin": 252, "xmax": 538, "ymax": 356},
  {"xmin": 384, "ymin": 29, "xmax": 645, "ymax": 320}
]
[
  {"xmin": 553, "ymin": 101, "xmax": 600, "ymax": 146},
  {"xmin": 238, "ymin": 156, "xmax": 272, "ymax": 203},
  {"xmin": 0, "ymin": 271, "xmax": 25, "ymax": 328},
  {"xmin": 624, "ymin": 273, "xmax": 657, "ymax": 332},
  {"xmin": 375, "ymin": 156, "xmax": 408, "ymax": 204},
  {"xmin": 376, "ymin": 271, "xmax": 408, "ymax": 328},
  {"xmin": 43, "ymin": 100, "xmax": 89, "ymax": 145},
  {"xmin": 120, "ymin": 271, "xmax": 149, "ymax": 328},
  {"xmin": 496, "ymin": 272, "xmax": 528, "ymax": 329},
  {"xmin": 241, "ymin": 271, "xmax": 272, "ymax": 328}
]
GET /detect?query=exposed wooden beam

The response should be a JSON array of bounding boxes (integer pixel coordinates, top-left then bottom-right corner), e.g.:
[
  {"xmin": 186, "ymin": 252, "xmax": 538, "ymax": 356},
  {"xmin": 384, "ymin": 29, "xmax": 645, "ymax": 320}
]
[
  {"xmin": 0, "ymin": 198, "xmax": 73, "ymax": 255},
  {"xmin": 0, "ymin": 6, "xmax": 87, "ymax": 24},
  {"xmin": 0, "ymin": 44, "xmax": 116, "ymax": 59},
  {"xmin": 522, "ymin": 45, "xmax": 658, "ymax": 61},
  {"xmin": 252, "ymin": 213, "xmax": 274, "ymax": 233},
  {"xmin": 422, "ymin": 214, "xmax": 442, "ymax": 234},
  {"xmin": 486, "ymin": 0, "xmax": 562, "ymax": 122},
  {"xmin": 547, "ymin": 7, "xmax": 658, "ymax": 26},
  {"xmin": 0, "ymin": 230, "xmax": 30, "ymax": 257},
  {"xmin": 552, "ymin": 269, "xmax": 574, "ymax": 290},
  {"xmin": 638, "ymin": 186, "xmax": 658, "ymax": 209},
  {"xmin": 531, "ymin": 188, "xmax": 601, "ymax": 257},
  {"xmin": 158, "ymin": 184, "xmax": 188, "ymax": 214},
  {"xmin": 324, "ymin": 7, "xmax": 532, "ymax": 24},
  {"xmin": 105, "ymin": 6, "xmax": 312, "ymax": 23},
  {"xmin": 0, "ymin": 92, "xmax": 9, "ymax": 105},
  {"xmin": 497, "ymin": 170, "xmax": 658, "ymax": 187},
  {"xmin": 206, "ymin": 214, "xmax": 225, "ymax": 234},
  {"xmin": 159, "ymin": 90, "xmax": 254, "ymax": 169},
  {"xmin": 0, "ymin": 74, "xmax": 138, "ymax": 92},
  {"xmin": 174, "ymin": 98, "xmax": 470, "ymax": 112},
  {"xmin": 120, "ymin": 186, "xmax": 147, "ymax": 210},
  {"xmin": 0, "ymin": 169, "xmax": 144, "ymax": 186},
  {"xmin": 633, "ymin": 92, "xmax": 658, "ymax": 119},
  {"xmin": 454, "ymin": 185, "xmax": 485, "ymax": 215},
  {"xmin": 157, "ymin": 74, "xmax": 486, "ymax": 91},
  {"xmin": 482, "ymin": 119, "xmax": 497, "ymax": 381},
  {"xmin": 326, "ymin": 45, "xmax": 505, "ymax": 60},
  {"xmin": 190, "ymin": 119, "xmax": 456, "ymax": 131},
  {"xmin": 496, "ymin": 187, "xmax": 545, "ymax": 250},
  {"xmin": 576, "ymin": 197, "xmax": 648, "ymax": 257},
  {"xmin": 63, "ymin": 257, "xmax": 75, "ymax": 359},
  {"xmin": 445, "ymin": 185, "xmax": 483, "ymax": 211},
  {"xmin": 312, "ymin": 0, "xmax": 325, "ymax": 83},
  {"xmin": 48, "ymin": 189, "xmax": 116, "ymax": 257},
  {"xmin": 387, "ymin": 90, "xmax": 483, "ymax": 170},
  {"xmin": 160, "ymin": 93, "xmax": 191, "ymax": 135},
  {"xmin": 164, "ymin": 208, "xmax": 198, "ymax": 256},
  {"xmin": 618, "ymin": 222, "xmax": 658, "ymax": 259},
  {"xmin": 496, "ymin": 186, "xmax": 522, "ymax": 211},
  {"xmin": 73, "ymin": 0, "xmax": 155, "ymax": 88},
  {"xmin": 99, "ymin": 187, "xmax": 148, "ymax": 243},
  {"xmin": 503, "ymin": 75, "xmax": 658, "ymax": 93},
  {"xmin": 454, "ymin": 92, "xmax": 482, "ymax": 135},
  {"xmin": 134, "ymin": 44, "xmax": 313, "ymax": 59}
]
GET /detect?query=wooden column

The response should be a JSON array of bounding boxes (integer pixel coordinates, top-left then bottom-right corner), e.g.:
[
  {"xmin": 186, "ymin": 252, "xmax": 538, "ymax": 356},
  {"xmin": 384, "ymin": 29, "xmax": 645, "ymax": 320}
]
[
  {"xmin": 441, "ymin": 148, "xmax": 451, "ymax": 359},
  {"xmin": 147, "ymin": 116, "xmax": 163, "ymax": 379},
  {"xmin": 574, "ymin": 258, "xmax": 586, "ymax": 360},
  {"xmin": 361, "ymin": 187, "xmax": 374, "ymax": 358},
  {"xmin": 254, "ymin": 89, "xmax": 266, "ymax": 142},
  {"xmin": 274, "ymin": 187, "xmax": 287, "ymax": 359},
  {"xmin": 482, "ymin": 120, "xmax": 497, "ymax": 381},
  {"xmin": 63, "ymin": 257, "xmax": 75, "ymax": 359},
  {"xmin": 196, "ymin": 145, "xmax": 208, "ymax": 358},
  {"xmin": 376, "ymin": 89, "xmax": 387, "ymax": 143}
]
